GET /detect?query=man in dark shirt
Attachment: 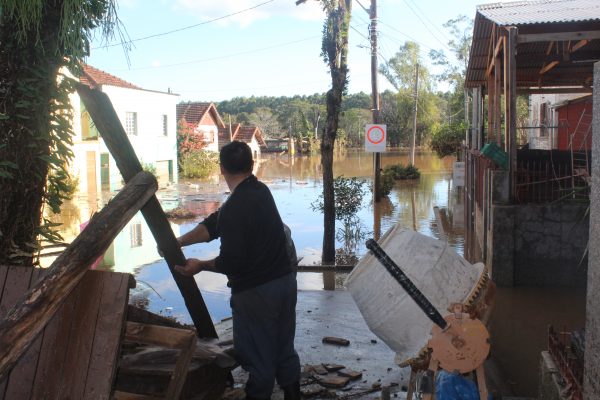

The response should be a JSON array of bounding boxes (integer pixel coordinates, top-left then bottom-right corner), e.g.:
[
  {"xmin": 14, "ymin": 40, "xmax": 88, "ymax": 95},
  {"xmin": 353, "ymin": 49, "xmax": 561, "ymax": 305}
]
[{"xmin": 174, "ymin": 141, "xmax": 301, "ymax": 400}]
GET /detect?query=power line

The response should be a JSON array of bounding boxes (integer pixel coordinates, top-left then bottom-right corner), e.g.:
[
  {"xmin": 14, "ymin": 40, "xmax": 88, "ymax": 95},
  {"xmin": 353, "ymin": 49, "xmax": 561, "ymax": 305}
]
[
  {"xmin": 110, "ymin": 35, "xmax": 320, "ymax": 71},
  {"xmin": 405, "ymin": 0, "xmax": 447, "ymax": 40},
  {"xmin": 93, "ymin": 0, "xmax": 277, "ymax": 50},
  {"xmin": 401, "ymin": 0, "xmax": 449, "ymax": 50},
  {"xmin": 377, "ymin": 21, "xmax": 436, "ymax": 52}
]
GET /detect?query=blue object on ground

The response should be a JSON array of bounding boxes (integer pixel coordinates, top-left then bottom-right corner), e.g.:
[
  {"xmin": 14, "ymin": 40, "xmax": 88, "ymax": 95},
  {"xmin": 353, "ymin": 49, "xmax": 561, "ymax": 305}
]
[{"xmin": 435, "ymin": 370, "xmax": 491, "ymax": 400}]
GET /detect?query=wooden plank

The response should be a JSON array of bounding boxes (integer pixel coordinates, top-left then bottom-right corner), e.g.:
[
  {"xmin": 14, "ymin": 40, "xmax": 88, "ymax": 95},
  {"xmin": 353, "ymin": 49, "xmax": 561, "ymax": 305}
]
[
  {"xmin": 0, "ymin": 267, "xmax": 9, "ymax": 305},
  {"xmin": 30, "ymin": 275, "xmax": 79, "ymax": 400},
  {"xmin": 125, "ymin": 322, "xmax": 196, "ymax": 349},
  {"xmin": 58, "ymin": 271, "xmax": 105, "ymax": 399},
  {"xmin": 164, "ymin": 329, "xmax": 195, "ymax": 399},
  {"xmin": 83, "ymin": 272, "xmax": 130, "ymax": 399},
  {"xmin": 3, "ymin": 268, "xmax": 45, "ymax": 400},
  {"xmin": 0, "ymin": 266, "xmax": 34, "ymax": 400},
  {"xmin": 0, "ymin": 171, "xmax": 157, "ymax": 381},
  {"xmin": 113, "ymin": 391, "xmax": 161, "ymax": 400},
  {"xmin": 517, "ymin": 30, "xmax": 600, "ymax": 43},
  {"xmin": 572, "ymin": 39, "xmax": 589, "ymax": 52},
  {"xmin": 540, "ymin": 60, "xmax": 560, "ymax": 75},
  {"xmin": 505, "ymin": 27, "xmax": 518, "ymax": 201},
  {"xmin": 76, "ymin": 83, "xmax": 217, "ymax": 339},
  {"xmin": 122, "ymin": 322, "xmax": 196, "ymax": 399}
]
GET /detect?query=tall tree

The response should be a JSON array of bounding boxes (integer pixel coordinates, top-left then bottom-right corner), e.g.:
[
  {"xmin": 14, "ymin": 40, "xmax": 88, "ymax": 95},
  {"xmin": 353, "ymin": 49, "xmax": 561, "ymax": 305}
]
[
  {"xmin": 0, "ymin": 1, "xmax": 121, "ymax": 265},
  {"xmin": 429, "ymin": 15, "xmax": 473, "ymax": 123},
  {"xmin": 379, "ymin": 42, "xmax": 437, "ymax": 150},
  {"xmin": 297, "ymin": 0, "xmax": 352, "ymax": 265}
]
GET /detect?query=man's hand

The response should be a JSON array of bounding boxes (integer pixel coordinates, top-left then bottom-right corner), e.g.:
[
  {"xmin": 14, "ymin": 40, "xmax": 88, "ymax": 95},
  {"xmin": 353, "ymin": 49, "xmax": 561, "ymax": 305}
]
[{"xmin": 174, "ymin": 258, "xmax": 204, "ymax": 276}]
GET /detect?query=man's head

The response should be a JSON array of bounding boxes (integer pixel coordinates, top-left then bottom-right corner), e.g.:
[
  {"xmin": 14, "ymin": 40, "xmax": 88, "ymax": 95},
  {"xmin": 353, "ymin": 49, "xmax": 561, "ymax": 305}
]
[{"xmin": 219, "ymin": 141, "xmax": 254, "ymax": 175}]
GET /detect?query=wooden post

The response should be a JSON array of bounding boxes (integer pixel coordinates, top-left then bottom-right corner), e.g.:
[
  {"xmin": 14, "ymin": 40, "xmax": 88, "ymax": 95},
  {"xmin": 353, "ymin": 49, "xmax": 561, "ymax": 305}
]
[
  {"xmin": 504, "ymin": 27, "xmax": 518, "ymax": 201},
  {"xmin": 371, "ymin": 0, "xmax": 381, "ymax": 203},
  {"xmin": 411, "ymin": 63, "xmax": 419, "ymax": 164},
  {"xmin": 76, "ymin": 84, "xmax": 218, "ymax": 339},
  {"xmin": 0, "ymin": 171, "xmax": 157, "ymax": 380}
]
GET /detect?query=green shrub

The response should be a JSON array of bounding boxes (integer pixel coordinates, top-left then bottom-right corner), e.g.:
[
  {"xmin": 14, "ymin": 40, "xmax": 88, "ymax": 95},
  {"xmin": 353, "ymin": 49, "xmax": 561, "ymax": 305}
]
[
  {"xmin": 180, "ymin": 151, "xmax": 219, "ymax": 179},
  {"xmin": 311, "ymin": 176, "xmax": 367, "ymax": 222},
  {"xmin": 430, "ymin": 122, "xmax": 466, "ymax": 158},
  {"xmin": 384, "ymin": 164, "xmax": 421, "ymax": 180}
]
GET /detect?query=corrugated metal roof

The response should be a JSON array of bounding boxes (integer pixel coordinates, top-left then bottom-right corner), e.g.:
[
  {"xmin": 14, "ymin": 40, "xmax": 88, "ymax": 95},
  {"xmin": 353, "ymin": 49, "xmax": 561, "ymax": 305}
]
[{"xmin": 478, "ymin": 0, "xmax": 600, "ymax": 26}]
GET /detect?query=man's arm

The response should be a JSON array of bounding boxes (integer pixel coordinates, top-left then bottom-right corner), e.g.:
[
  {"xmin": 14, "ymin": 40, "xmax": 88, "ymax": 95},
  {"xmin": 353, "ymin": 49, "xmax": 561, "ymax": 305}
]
[
  {"xmin": 175, "ymin": 257, "xmax": 218, "ymax": 276},
  {"xmin": 177, "ymin": 223, "xmax": 211, "ymax": 247}
]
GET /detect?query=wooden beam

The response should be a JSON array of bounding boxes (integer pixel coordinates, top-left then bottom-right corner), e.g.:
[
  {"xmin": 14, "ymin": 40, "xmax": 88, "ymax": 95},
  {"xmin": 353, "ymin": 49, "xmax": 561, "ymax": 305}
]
[
  {"xmin": 540, "ymin": 60, "xmax": 560, "ymax": 75},
  {"xmin": 486, "ymin": 36, "xmax": 505, "ymax": 77},
  {"xmin": 504, "ymin": 27, "xmax": 518, "ymax": 201},
  {"xmin": 572, "ymin": 39, "xmax": 589, "ymax": 52},
  {"xmin": 517, "ymin": 87, "xmax": 592, "ymax": 94},
  {"xmin": 0, "ymin": 171, "xmax": 157, "ymax": 381},
  {"xmin": 296, "ymin": 265, "xmax": 354, "ymax": 273},
  {"xmin": 123, "ymin": 322, "xmax": 196, "ymax": 400},
  {"xmin": 517, "ymin": 30, "xmax": 600, "ymax": 43},
  {"xmin": 76, "ymin": 84, "xmax": 218, "ymax": 339}
]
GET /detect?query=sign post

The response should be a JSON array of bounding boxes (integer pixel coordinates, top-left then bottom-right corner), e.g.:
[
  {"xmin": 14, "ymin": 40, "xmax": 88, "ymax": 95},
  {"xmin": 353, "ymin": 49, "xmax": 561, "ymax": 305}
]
[{"xmin": 365, "ymin": 124, "xmax": 387, "ymax": 153}]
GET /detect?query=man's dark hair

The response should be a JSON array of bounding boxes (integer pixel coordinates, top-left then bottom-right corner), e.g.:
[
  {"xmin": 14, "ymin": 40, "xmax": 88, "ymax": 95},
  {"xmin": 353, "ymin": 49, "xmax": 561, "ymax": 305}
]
[{"xmin": 220, "ymin": 141, "xmax": 253, "ymax": 174}]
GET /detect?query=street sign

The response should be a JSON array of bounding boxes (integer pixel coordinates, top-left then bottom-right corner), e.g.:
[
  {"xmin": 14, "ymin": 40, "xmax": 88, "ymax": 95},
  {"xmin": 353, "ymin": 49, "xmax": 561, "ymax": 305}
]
[{"xmin": 365, "ymin": 124, "xmax": 386, "ymax": 152}]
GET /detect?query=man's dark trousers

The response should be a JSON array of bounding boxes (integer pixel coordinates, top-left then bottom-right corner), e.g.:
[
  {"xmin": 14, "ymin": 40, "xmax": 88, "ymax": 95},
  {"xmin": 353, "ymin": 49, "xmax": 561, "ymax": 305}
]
[{"xmin": 231, "ymin": 272, "xmax": 301, "ymax": 399}]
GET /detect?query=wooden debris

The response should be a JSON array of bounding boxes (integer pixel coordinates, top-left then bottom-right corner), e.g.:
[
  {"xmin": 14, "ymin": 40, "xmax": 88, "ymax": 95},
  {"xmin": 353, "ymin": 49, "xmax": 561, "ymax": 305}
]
[
  {"xmin": 322, "ymin": 336, "xmax": 350, "ymax": 346},
  {"xmin": 317, "ymin": 374, "xmax": 351, "ymax": 388},
  {"xmin": 323, "ymin": 363, "xmax": 345, "ymax": 372},
  {"xmin": 313, "ymin": 364, "xmax": 329, "ymax": 375},
  {"xmin": 337, "ymin": 368, "xmax": 363, "ymax": 380}
]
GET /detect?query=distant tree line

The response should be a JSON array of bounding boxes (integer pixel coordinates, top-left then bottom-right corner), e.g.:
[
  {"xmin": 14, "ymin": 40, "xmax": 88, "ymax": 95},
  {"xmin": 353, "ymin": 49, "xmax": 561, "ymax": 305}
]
[{"xmin": 215, "ymin": 16, "xmax": 475, "ymax": 155}]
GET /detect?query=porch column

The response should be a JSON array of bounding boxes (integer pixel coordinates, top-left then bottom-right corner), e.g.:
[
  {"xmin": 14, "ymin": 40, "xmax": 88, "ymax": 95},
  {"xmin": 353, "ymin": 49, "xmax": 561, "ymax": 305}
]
[
  {"xmin": 503, "ymin": 27, "xmax": 517, "ymax": 201},
  {"xmin": 584, "ymin": 61, "xmax": 600, "ymax": 400}
]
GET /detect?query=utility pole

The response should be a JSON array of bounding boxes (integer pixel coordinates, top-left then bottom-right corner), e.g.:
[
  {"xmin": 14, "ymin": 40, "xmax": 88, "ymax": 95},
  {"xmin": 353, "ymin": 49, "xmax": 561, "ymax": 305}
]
[
  {"xmin": 370, "ymin": 0, "xmax": 381, "ymax": 202},
  {"xmin": 410, "ymin": 62, "xmax": 419, "ymax": 165}
]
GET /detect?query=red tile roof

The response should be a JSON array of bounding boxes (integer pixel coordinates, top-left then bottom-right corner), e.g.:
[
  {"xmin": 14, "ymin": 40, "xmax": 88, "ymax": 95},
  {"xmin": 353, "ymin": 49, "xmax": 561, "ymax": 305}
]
[
  {"xmin": 80, "ymin": 64, "xmax": 142, "ymax": 90},
  {"xmin": 233, "ymin": 126, "xmax": 266, "ymax": 147},
  {"xmin": 176, "ymin": 102, "xmax": 225, "ymax": 128},
  {"xmin": 218, "ymin": 123, "xmax": 240, "ymax": 149}
]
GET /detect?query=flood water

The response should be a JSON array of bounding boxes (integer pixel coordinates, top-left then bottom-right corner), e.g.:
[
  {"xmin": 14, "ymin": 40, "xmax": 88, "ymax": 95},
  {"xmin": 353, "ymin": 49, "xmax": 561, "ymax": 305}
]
[
  {"xmin": 46, "ymin": 149, "xmax": 461, "ymax": 322},
  {"xmin": 44, "ymin": 149, "xmax": 587, "ymax": 397}
]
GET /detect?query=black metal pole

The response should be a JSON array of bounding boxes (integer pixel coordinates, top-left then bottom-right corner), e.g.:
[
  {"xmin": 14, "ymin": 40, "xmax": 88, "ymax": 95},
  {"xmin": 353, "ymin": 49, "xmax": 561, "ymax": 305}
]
[{"xmin": 365, "ymin": 239, "xmax": 448, "ymax": 330}]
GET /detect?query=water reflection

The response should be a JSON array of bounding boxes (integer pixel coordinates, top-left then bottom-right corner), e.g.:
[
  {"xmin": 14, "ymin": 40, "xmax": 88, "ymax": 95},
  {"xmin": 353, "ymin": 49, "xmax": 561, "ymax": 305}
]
[{"xmin": 48, "ymin": 149, "xmax": 461, "ymax": 323}]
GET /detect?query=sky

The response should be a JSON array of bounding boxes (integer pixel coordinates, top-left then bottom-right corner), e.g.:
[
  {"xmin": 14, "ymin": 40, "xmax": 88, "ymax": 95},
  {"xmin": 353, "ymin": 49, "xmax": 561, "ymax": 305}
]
[{"xmin": 86, "ymin": 0, "xmax": 510, "ymax": 102}]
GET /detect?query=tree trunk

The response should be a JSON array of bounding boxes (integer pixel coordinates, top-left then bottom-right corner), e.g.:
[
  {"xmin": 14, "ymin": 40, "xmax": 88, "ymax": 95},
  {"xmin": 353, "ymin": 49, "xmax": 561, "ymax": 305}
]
[
  {"xmin": 0, "ymin": 3, "xmax": 63, "ymax": 265},
  {"xmin": 320, "ymin": 0, "xmax": 352, "ymax": 265}
]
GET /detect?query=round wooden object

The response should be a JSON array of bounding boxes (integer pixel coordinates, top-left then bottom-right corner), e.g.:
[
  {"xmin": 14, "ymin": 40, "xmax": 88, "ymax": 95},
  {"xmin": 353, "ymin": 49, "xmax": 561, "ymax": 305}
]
[{"xmin": 429, "ymin": 313, "xmax": 490, "ymax": 374}]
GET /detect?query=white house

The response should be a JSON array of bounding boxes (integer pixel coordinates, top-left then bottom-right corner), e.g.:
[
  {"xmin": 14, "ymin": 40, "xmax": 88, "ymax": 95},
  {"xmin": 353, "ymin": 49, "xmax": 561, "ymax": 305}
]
[{"xmin": 70, "ymin": 64, "xmax": 179, "ymax": 195}]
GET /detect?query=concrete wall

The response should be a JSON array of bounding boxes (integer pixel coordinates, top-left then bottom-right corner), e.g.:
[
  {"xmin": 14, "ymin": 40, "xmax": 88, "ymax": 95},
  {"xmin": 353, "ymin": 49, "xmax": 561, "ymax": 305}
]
[
  {"xmin": 488, "ymin": 203, "xmax": 588, "ymax": 287},
  {"xmin": 584, "ymin": 61, "xmax": 600, "ymax": 400}
]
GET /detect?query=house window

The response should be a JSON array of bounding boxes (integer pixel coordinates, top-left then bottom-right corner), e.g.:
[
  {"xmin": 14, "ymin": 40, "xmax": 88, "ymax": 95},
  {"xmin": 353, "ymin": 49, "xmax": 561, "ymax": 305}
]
[
  {"xmin": 162, "ymin": 114, "xmax": 168, "ymax": 136},
  {"xmin": 126, "ymin": 112, "xmax": 137, "ymax": 136},
  {"xmin": 130, "ymin": 222, "xmax": 142, "ymax": 247}
]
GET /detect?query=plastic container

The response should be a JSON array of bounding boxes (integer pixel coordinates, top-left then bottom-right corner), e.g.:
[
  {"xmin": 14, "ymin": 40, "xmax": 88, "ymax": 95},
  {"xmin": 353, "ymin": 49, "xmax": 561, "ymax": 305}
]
[
  {"xmin": 345, "ymin": 226, "xmax": 485, "ymax": 364},
  {"xmin": 481, "ymin": 142, "xmax": 508, "ymax": 170}
]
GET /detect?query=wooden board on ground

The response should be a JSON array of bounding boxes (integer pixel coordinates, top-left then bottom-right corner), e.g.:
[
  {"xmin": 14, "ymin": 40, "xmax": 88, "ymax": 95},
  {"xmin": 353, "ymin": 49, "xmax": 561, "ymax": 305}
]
[{"xmin": 0, "ymin": 265, "xmax": 131, "ymax": 400}]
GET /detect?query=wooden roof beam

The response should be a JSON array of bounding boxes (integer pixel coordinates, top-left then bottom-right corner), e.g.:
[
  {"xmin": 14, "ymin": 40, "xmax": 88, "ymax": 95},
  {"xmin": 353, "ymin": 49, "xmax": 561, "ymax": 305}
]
[
  {"xmin": 572, "ymin": 39, "xmax": 589, "ymax": 52},
  {"xmin": 540, "ymin": 60, "xmax": 560, "ymax": 75},
  {"xmin": 518, "ymin": 30, "xmax": 600, "ymax": 43}
]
